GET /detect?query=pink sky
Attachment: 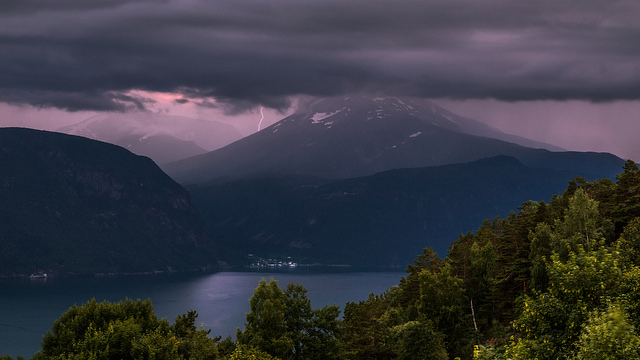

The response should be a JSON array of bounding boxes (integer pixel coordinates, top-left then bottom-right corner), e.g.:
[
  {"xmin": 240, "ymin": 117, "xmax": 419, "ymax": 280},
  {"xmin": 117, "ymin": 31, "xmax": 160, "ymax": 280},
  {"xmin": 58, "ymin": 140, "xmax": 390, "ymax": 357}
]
[{"xmin": 2, "ymin": 96, "xmax": 639, "ymax": 163}]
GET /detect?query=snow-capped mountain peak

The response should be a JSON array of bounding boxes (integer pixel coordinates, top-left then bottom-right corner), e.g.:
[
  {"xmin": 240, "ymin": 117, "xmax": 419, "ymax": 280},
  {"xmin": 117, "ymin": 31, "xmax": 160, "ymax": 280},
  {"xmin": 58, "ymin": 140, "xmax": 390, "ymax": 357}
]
[{"xmin": 165, "ymin": 94, "xmax": 565, "ymax": 183}]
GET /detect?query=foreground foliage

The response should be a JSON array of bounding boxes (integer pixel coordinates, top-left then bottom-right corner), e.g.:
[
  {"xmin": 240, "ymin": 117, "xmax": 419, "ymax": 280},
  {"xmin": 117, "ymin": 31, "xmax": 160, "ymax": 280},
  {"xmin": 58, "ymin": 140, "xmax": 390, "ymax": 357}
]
[{"xmin": 30, "ymin": 299, "xmax": 219, "ymax": 359}]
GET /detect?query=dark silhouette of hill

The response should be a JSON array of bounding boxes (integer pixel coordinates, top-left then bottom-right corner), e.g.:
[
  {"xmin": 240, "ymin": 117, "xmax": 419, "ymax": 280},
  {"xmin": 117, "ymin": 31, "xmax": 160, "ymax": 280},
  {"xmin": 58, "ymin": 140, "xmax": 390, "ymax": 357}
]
[
  {"xmin": 0, "ymin": 128, "xmax": 219, "ymax": 277},
  {"xmin": 188, "ymin": 156, "xmax": 583, "ymax": 267}
]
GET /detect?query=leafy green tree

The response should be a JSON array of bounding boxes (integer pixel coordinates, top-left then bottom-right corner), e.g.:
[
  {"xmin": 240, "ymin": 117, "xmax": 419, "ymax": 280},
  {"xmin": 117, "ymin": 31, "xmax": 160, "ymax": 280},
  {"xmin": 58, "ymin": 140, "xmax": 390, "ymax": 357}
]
[
  {"xmin": 418, "ymin": 262, "xmax": 473, "ymax": 358},
  {"xmin": 33, "ymin": 298, "xmax": 219, "ymax": 359},
  {"xmin": 37, "ymin": 298, "xmax": 160, "ymax": 358},
  {"xmin": 131, "ymin": 326, "xmax": 181, "ymax": 360},
  {"xmin": 283, "ymin": 283, "xmax": 312, "ymax": 360},
  {"xmin": 392, "ymin": 320, "xmax": 447, "ymax": 360},
  {"xmin": 239, "ymin": 279, "xmax": 342, "ymax": 360},
  {"xmin": 240, "ymin": 279, "xmax": 292, "ymax": 358},
  {"xmin": 549, "ymin": 189, "xmax": 609, "ymax": 258},
  {"xmin": 218, "ymin": 336, "xmax": 237, "ymax": 358},
  {"xmin": 230, "ymin": 345, "xmax": 279, "ymax": 360},
  {"xmin": 306, "ymin": 305, "xmax": 342, "ymax": 360},
  {"xmin": 575, "ymin": 303, "xmax": 640, "ymax": 360},
  {"xmin": 341, "ymin": 292, "xmax": 397, "ymax": 360},
  {"xmin": 507, "ymin": 246, "xmax": 625, "ymax": 360}
]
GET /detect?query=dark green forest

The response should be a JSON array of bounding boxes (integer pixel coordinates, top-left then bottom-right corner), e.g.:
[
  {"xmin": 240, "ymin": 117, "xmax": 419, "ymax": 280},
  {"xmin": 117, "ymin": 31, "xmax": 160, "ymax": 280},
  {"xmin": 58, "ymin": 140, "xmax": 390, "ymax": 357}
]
[{"xmin": 4, "ymin": 160, "xmax": 640, "ymax": 360}]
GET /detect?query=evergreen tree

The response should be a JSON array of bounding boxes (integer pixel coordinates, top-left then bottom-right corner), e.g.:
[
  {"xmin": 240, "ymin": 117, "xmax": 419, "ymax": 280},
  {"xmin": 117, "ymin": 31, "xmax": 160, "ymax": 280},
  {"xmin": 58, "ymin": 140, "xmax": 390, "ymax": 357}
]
[{"xmin": 613, "ymin": 160, "xmax": 640, "ymax": 232}]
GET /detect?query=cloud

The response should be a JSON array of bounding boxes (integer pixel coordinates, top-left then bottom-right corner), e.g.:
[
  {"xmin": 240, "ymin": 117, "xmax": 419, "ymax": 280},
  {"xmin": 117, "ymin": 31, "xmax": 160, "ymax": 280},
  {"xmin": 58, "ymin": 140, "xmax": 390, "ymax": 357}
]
[{"xmin": 1, "ymin": 0, "xmax": 639, "ymax": 111}]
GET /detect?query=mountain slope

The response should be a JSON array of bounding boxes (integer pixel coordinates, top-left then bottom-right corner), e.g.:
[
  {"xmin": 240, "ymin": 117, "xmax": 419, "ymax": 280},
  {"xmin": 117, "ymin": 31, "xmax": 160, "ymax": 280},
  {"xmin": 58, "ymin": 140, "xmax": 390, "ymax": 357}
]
[
  {"xmin": 188, "ymin": 156, "xmax": 582, "ymax": 267},
  {"xmin": 0, "ymin": 128, "xmax": 219, "ymax": 277},
  {"xmin": 165, "ymin": 95, "xmax": 623, "ymax": 184},
  {"xmin": 58, "ymin": 112, "xmax": 243, "ymax": 164}
]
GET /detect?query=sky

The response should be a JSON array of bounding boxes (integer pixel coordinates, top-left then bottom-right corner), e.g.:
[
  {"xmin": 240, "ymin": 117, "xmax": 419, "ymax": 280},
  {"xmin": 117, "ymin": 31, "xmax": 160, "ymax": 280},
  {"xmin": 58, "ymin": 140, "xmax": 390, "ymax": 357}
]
[{"xmin": 1, "ymin": 0, "xmax": 639, "ymax": 160}]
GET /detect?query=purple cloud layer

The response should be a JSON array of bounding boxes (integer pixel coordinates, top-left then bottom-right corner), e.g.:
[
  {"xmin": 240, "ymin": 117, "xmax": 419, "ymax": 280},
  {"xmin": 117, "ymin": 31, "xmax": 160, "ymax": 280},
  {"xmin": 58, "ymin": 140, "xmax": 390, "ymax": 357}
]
[{"xmin": 1, "ymin": 0, "xmax": 639, "ymax": 111}]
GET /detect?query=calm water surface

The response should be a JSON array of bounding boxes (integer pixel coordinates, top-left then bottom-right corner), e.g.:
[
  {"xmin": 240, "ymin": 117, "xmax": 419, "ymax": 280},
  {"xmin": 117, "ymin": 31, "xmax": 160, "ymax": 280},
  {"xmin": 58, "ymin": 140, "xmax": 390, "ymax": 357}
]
[{"xmin": 0, "ymin": 271, "xmax": 404, "ymax": 358}]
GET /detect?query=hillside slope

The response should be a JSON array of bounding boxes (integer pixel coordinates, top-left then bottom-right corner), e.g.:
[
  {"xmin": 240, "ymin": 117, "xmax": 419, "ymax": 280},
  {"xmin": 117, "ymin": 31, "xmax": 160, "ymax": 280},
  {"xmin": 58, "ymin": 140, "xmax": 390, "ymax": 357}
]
[
  {"xmin": 189, "ymin": 156, "xmax": 579, "ymax": 267},
  {"xmin": 165, "ymin": 96, "xmax": 623, "ymax": 184},
  {"xmin": 0, "ymin": 128, "xmax": 219, "ymax": 277}
]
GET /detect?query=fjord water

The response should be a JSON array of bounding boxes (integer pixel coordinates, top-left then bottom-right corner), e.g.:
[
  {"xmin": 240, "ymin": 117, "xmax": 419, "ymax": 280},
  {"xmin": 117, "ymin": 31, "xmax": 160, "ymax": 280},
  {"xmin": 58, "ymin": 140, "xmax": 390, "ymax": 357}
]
[{"xmin": 0, "ymin": 271, "xmax": 403, "ymax": 358}]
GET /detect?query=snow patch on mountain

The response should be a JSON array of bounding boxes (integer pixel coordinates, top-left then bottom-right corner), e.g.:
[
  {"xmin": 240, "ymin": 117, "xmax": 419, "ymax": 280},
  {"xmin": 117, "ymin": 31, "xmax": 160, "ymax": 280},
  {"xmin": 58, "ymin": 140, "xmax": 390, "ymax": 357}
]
[
  {"xmin": 409, "ymin": 132, "xmax": 422, "ymax": 138},
  {"xmin": 311, "ymin": 110, "xmax": 342, "ymax": 123}
]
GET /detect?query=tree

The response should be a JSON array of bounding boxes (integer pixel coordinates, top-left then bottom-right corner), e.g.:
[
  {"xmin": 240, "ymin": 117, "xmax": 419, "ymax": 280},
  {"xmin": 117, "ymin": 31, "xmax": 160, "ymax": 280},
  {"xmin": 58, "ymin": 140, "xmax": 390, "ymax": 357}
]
[
  {"xmin": 172, "ymin": 310, "xmax": 220, "ymax": 359},
  {"xmin": 229, "ymin": 345, "xmax": 279, "ymax": 360},
  {"xmin": 418, "ymin": 262, "xmax": 473, "ymax": 358},
  {"xmin": 240, "ymin": 279, "xmax": 292, "ymax": 359},
  {"xmin": 576, "ymin": 303, "xmax": 640, "ymax": 360},
  {"xmin": 507, "ymin": 246, "xmax": 625, "ymax": 360},
  {"xmin": 392, "ymin": 320, "xmax": 447, "ymax": 360},
  {"xmin": 37, "ymin": 298, "xmax": 161, "ymax": 358},
  {"xmin": 529, "ymin": 222, "xmax": 553, "ymax": 292},
  {"xmin": 341, "ymin": 292, "xmax": 397, "ymax": 360},
  {"xmin": 617, "ymin": 217, "xmax": 640, "ymax": 266},
  {"xmin": 612, "ymin": 160, "xmax": 640, "ymax": 232},
  {"xmin": 239, "ymin": 279, "xmax": 342, "ymax": 360},
  {"xmin": 33, "ymin": 298, "xmax": 219, "ymax": 359},
  {"xmin": 283, "ymin": 283, "xmax": 312, "ymax": 360},
  {"xmin": 306, "ymin": 305, "xmax": 342, "ymax": 360}
]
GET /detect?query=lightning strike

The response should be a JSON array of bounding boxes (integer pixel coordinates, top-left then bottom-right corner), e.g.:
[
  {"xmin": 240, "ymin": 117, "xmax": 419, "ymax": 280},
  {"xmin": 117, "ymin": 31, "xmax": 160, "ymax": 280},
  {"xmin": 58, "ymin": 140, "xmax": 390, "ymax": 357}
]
[{"xmin": 257, "ymin": 106, "xmax": 265, "ymax": 131}]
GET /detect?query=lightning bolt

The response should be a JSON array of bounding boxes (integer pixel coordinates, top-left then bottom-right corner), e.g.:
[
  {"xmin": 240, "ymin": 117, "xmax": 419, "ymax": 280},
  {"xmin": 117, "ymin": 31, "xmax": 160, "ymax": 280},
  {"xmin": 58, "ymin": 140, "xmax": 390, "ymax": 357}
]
[{"xmin": 257, "ymin": 106, "xmax": 265, "ymax": 131}]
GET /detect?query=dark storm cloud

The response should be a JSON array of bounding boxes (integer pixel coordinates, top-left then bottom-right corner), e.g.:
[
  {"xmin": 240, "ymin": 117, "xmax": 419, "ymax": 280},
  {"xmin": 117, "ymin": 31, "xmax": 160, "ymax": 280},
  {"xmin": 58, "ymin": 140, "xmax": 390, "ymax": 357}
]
[{"xmin": 1, "ymin": 0, "xmax": 639, "ymax": 111}]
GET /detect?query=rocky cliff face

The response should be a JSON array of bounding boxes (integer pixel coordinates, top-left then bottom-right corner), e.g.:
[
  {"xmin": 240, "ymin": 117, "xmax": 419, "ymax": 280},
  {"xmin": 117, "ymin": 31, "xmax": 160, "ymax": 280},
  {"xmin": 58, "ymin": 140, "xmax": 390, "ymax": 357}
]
[{"xmin": 0, "ymin": 127, "xmax": 219, "ymax": 277}]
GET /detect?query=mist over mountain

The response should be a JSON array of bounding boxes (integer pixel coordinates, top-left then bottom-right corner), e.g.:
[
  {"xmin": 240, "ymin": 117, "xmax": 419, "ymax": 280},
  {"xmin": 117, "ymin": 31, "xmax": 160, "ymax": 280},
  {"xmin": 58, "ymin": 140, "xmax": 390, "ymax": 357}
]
[
  {"xmin": 57, "ymin": 112, "xmax": 243, "ymax": 164},
  {"xmin": 0, "ymin": 128, "xmax": 219, "ymax": 277},
  {"xmin": 164, "ymin": 95, "xmax": 620, "ymax": 184}
]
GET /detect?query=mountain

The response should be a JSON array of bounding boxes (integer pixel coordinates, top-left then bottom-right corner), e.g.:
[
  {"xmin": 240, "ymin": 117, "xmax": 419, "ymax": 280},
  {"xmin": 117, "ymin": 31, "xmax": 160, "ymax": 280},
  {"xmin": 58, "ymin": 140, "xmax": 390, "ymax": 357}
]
[
  {"xmin": 159, "ymin": 95, "xmax": 625, "ymax": 267},
  {"xmin": 0, "ymin": 127, "xmax": 219, "ymax": 277},
  {"xmin": 187, "ymin": 156, "xmax": 584, "ymax": 267},
  {"xmin": 164, "ymin": 95, "xmax": 622, "ymax": 184},
  {"xmin": 58, "ymin": 112, "xmax": 243, "ymax": 164}
]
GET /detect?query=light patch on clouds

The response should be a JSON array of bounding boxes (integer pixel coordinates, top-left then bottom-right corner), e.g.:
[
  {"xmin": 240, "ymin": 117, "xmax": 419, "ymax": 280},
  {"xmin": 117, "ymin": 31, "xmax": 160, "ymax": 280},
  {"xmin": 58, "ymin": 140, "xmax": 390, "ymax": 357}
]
[{"xmin": 0, "ymin": 90, "xmax": 293, "ymax": 138}]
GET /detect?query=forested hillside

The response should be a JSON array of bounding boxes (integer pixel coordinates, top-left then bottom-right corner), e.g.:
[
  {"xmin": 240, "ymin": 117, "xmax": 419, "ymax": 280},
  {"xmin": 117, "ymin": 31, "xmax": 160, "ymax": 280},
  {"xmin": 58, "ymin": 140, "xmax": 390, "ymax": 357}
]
[
  {"xmin": 7, "ymin": 160, "xmax": 640, "ymax": 360},
  {"xmin": 0, "ymin": 128, "xmax": 219, "ymax": 277},
  {"xmin": 190, "ymin": 156, "xmax": 585, "ymax": 266},
  {"xmin": 337, "ymin": 159, "xmax": 640, "ymax": 360}
]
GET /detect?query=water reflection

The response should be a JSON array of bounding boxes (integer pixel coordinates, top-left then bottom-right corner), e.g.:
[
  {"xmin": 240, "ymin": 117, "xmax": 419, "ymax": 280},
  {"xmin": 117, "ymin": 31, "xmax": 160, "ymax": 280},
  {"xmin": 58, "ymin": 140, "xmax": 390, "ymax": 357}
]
[{"xmin": 0, "ymin": 271, "xmax": 403, "ymax": 358}]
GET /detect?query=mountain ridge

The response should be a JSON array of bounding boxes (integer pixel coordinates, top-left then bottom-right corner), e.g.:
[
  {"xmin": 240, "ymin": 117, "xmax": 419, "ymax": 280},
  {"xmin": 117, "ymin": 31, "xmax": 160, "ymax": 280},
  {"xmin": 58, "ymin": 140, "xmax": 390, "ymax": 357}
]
[
  {"xmin": 188, "ymin": 155, "xmax": 584, "ymax": 266},
  {"xmin": 0, "ymin": 127, "xmax": 219, "ymax": 277},
  {"xmin": 164, "ymin": 95, "xmax": 623, "ymax": 184}
]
